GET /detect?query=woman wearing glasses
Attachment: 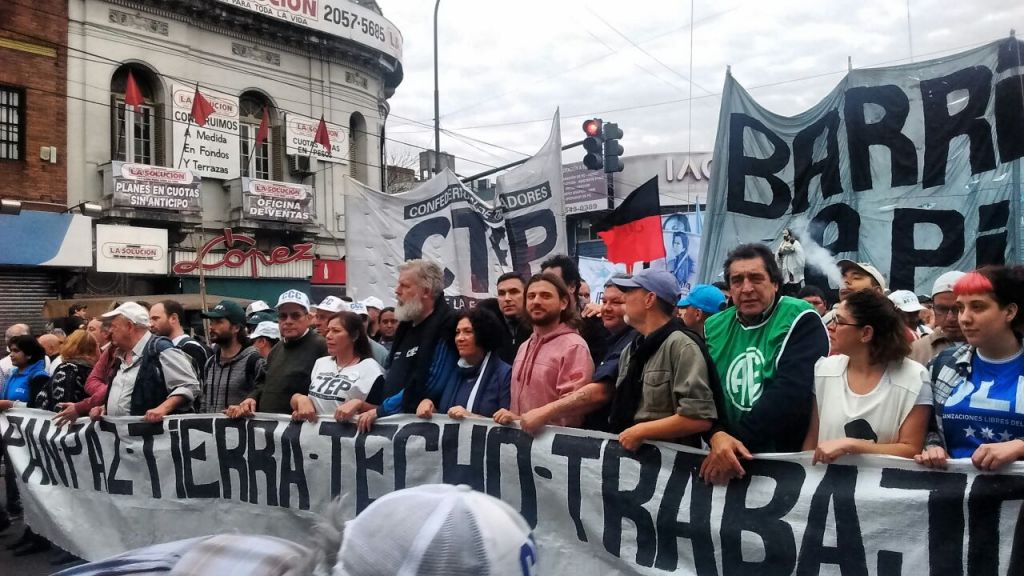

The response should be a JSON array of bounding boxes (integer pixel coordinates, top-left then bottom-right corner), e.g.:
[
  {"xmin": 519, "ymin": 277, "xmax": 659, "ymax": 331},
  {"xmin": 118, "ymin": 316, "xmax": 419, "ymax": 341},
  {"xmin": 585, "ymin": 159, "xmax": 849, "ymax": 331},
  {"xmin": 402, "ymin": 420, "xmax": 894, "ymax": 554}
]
[
  {"xmin": 803, "ymin": 290, "xmax": 931, "ymax": 464},
  {"xmin": 917, "ymin": 266, "xmax": 1024, "ymax": 471}
]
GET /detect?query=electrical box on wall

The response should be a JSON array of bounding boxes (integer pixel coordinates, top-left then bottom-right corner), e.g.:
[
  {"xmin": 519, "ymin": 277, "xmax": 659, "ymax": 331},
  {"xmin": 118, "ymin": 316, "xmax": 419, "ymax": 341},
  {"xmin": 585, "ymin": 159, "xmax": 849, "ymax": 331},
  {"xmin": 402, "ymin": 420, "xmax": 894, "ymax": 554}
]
[{"xmin": 39, "ymin": 146, "xmax": 57, "ymax": 163}]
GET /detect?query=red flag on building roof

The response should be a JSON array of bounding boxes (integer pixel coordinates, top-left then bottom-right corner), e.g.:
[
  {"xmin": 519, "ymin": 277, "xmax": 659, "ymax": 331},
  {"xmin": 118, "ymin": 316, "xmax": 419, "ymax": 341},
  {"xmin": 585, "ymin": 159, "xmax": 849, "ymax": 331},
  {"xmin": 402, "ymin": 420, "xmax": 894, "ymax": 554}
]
[
  {"xmin": 124, "ymin": 70, "xmax": 143, "ymax": 113},
  {"xmin": 594, "ymin": 176, "xmax": 665, "ymax": 269},
  {"xmin": 314, "ymin": 115, "xmax": 331, "ymax": 156},
  {"xmin": 190, "ymin": 84, "xmax": 216, "ymax": 128},
  {"xmin": 255, "ymin": 107, "xmax": 270, "ymax": 148}
]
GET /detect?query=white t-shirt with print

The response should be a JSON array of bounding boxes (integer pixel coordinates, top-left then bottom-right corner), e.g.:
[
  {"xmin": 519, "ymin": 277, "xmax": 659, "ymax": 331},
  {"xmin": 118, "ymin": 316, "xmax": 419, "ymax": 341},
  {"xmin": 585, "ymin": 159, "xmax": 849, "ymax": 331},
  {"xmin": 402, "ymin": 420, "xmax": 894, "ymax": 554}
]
[
  {"xmin": 307, "ymin": 356, "xmax": 384, "ymax": 415},
  {"xmin": 814, "ymin": 355, "xmax": 932, "ymax": 444}
]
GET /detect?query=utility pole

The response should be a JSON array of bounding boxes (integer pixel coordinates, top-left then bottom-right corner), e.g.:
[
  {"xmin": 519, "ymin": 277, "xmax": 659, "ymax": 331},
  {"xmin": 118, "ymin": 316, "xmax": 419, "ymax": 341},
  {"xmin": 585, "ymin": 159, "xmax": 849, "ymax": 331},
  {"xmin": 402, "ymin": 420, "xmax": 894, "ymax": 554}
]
[{"xmin": 433, "ymin": 0, "xmax": 441, "ymax": 173}]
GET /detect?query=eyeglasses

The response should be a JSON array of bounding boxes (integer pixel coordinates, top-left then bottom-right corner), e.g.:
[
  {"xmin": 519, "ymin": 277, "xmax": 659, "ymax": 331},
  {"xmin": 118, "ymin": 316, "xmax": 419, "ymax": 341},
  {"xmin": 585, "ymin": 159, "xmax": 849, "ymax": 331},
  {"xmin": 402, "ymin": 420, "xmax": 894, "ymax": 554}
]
[
  {"xmin": 826, "ymin": 316, "xmax": 863, "ymax": 328},
  {"xmin": 933, "ymin": 305, "xmax": 959, "ymax": 318}
]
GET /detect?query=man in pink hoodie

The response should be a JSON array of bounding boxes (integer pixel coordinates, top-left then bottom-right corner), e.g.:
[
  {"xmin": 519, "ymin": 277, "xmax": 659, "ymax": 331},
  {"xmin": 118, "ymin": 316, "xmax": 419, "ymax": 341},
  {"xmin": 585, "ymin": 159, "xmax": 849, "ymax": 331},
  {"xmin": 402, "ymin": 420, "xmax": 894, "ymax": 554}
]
[{"xmin": 494, "ymin": 272, "xmax": 594, "ymax": 434}]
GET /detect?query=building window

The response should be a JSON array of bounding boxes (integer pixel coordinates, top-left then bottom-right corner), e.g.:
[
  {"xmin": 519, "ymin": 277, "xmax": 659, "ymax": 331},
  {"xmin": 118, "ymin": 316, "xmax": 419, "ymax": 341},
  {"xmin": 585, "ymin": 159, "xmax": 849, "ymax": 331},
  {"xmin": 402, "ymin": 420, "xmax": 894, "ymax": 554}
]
[
  {"xmin": 114, "ymin": 100, "xmax": 154, "ymax": 165},
  {"xmin": 0, "ymin": 86, "xmax": 25, "ymax": 161},
  {"xmin": 239, "ymin": 93, "xmax": 272, "ymax": 180}
]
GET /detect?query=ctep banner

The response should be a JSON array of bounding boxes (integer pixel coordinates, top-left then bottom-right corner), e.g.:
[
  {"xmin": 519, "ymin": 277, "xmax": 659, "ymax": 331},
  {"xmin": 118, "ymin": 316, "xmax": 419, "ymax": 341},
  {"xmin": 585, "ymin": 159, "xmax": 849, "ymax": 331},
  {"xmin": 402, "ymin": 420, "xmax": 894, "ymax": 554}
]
[
  {"xmin": 212, "ymin": 0, "xmax": 403, "ymax": 62},
  {"xmin": 110, "ymin": 162, "xmax": 202, "ymax": 213},
  {"xmin": 3, "ymin": 409, "xmax": 1022, "ymax": 575},
  {"xmin": 242, "ymin": 178, "xmax": 314, "ymax": 224},
  {"xmin": 171, "ymin": 84, "xmax": 241, "ymax": 180},
  {"xmin": 699, "ymin": 37, "xmax": 1024, "ymax": 294},
  {"xmin": 285, "ymin": 113, "xmax": 349, "ymax": 163}
]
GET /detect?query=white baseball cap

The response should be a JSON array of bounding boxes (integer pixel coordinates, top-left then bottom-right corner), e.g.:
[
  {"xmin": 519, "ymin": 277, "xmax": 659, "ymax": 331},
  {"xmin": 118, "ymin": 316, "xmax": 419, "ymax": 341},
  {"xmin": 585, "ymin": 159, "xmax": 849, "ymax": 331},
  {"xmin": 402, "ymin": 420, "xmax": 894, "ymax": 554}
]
[
  {"xmin": 313, "ymin": 295, "xmax": 348, "ymax": 313},
  {"xmin": 246, "ymin": 300, "xmax": 270, "ymax": 316},
  {"xmin": 250, "ymin": 321, "xmax": 280, "ymax": 341},
  {"xmin": 931, "ymin": 271, "xmax": 966, "ymax": 297},
  {"xmin": 338, "ymin": 484, "xmax": 537, "ymax": 576},
  {"xmin": 102, "ymin": 302, "xmax": 150, "ymax": 326},
  {"xmin": 349, "ymin": 301, "xmax": 368, "ymax": 316},
  {"xmin": 361, "ymin": 296, "xmax": 384, "ymax": 310},
  {"xmin": 276, "ymin": 290, "xmax": 311, "ymax": 312},
  {"xmin": 889, "ymin": 289, "xmax": 924, "ymax": 312},
  {"xmin": 838, "ymin": 260, "xmax": 888, "ymax": 292}
]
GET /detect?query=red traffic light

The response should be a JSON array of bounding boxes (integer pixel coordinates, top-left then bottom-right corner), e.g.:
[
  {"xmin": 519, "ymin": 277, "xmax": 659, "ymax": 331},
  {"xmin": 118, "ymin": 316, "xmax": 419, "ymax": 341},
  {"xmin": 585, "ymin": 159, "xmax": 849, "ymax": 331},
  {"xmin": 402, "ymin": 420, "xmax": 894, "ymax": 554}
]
[{"xmin": 582, "ymin": 119, "xmax": 602, "ymax": 137}]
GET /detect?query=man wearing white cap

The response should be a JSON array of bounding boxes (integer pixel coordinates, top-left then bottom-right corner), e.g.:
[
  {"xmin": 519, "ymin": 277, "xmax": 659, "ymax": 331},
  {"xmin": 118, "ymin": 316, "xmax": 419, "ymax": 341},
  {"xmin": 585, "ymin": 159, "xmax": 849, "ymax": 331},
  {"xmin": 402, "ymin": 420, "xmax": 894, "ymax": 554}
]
[
  {"xmin": 227, "ymin": 291, "xmax": 326, "ymax": 416},
  {"xmin": 909, "ymin": 271, "xmax": 966, "ymax": 367},
  {"xmin": 889, "ymin": 289, "xmax": 932, "ymax": 340},
  {"xmin": 312, "ymin": 296, "xmax": 348, "ymax": 335},
  {"xmin": 361, "ymin": 296, "xmax": 384, "ymax": 338},
  {"xmin": 350, "ymin": 300, "xmax": 390, "ymax": 368},
  {"xmin": 837, "ymin": 260, "xmax": 887, "ymax": 301},
  {"xmin": 90, "ymin": 302, "xmax": 200, "ymax": 421},
  {"xmin": 250, "ymin": 321, "xmax": 280, "ymax": 359}
]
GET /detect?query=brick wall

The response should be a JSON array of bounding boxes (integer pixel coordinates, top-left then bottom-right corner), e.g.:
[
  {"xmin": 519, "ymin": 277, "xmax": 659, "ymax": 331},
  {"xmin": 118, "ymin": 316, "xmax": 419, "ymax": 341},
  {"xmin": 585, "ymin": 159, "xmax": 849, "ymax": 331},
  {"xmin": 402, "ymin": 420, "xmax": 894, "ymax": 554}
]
[{"xmin": 0, "ymin": 1, "xmax": 68, "ymax": 205}]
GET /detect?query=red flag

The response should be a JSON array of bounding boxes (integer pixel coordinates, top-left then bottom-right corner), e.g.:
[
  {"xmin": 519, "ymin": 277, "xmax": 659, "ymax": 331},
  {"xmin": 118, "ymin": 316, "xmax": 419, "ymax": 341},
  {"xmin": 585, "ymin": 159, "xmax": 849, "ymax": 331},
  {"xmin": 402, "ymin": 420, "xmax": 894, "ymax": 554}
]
[
  {"xmin": 314, "ymin": 115, "xmax": 331, "ymax": 156},
  {"xmin": 124, "ymin": 71, "xmax": 143, "ymax": 113},
  {"xmin": 190, "ymin": 85, "xmax": 216, "ymax": 128},
  {"xmin": 255, "ymin": 107, "xmax": 270, "ymax": 148},
  {"xmin": 595, "ymin": 177, "xmax": 665, "ymax": 267}
]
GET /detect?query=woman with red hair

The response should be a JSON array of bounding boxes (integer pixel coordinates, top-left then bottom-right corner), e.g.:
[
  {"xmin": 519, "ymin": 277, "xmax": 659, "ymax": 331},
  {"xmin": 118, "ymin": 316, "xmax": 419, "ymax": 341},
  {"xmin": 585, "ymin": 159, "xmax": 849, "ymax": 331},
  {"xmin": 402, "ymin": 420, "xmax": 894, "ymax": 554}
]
[{"xmin": 916, "ymin": 266, "xmax": 1024, "ymax": 471}]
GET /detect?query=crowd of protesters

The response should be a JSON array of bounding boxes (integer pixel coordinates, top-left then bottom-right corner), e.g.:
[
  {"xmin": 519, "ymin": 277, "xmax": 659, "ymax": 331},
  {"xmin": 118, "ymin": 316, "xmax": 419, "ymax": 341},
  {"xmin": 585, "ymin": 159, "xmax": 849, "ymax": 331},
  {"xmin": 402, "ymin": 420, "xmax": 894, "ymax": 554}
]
[{"xmin": 2, "ymin": 244, "xmax": 1024, "ymax": 565}]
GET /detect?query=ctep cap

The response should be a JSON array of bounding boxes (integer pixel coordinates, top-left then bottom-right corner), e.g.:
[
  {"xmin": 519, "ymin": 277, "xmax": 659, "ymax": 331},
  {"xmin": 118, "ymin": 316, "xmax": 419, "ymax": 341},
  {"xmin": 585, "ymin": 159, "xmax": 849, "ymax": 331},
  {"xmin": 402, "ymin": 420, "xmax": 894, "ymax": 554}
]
[
  {"xmin": 276, "ymin": 290, "xmax": 311, "ymax": 312},
  {"xmin": 610, "ymin": 268, "xmax": 680, "ymax": 307},
  {"xmin": 361, "ymin": 296, "xmax": 384, "ymax": 311},
  {"xmin": 888, "ymin": 289, "xmax": 924, "ymax": 313},
  {"xmin": 245, "ymin": 300, "xmax": 270, "ymax": 317},
  {"xmin": 338, "ymin": 484, "xmax": 538, "ymax": 576},
  {"xmin": 201, "ymin": 300, "xmax": 246, "ymax": 324},
  {"xmin": 313, "ymin": 296, "xmax": 349, "ymax": 314},
  {"xmin": 101, "ymin": 302, "xmax": 150, "ymax": 326},
  {"xmin": 931, "ymin": 271, "xmax": 966, "ymax": 297},
  {"xmin": 250, "ymin": 321, "xmax": 280, "ymax": 341},
  {"xmin": 837, "ymin": 260, "xmax": 888, "ymax": 292},
  {"xmin": 677, "ymin": 284, "xmax": 727, "ymax": 314}
]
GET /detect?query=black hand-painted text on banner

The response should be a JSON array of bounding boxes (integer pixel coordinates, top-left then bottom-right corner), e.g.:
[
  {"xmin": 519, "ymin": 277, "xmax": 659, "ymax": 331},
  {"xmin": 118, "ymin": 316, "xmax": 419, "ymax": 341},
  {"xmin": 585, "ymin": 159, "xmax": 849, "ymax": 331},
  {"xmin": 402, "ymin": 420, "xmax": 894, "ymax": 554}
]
[
  {"xmin": 699, "ymin": 37, "xmax": 1024, "ymax": 294},
  {"xmin": 2, "ymin": 409, "xmax": 1021, "ymax": 575}
]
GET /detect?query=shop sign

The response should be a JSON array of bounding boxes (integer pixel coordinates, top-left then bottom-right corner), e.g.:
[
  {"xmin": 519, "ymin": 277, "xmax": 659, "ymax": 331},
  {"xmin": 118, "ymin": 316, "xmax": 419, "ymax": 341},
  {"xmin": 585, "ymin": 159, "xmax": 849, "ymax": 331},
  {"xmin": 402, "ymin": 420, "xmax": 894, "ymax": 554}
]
[
  {"xmin": 111, "ymin": 162, "xmax": 202, "ymax": 212},
  {"xmin": 243, "ymin": 178, "xmax": 314, "ymax": 224},
  {"xmin": 172, "ymin": 228, "xmax": 313, "ymax": 279},
  {"xmin": 96, "ymin": 224, "xmax": 168, "ymax": 274}
]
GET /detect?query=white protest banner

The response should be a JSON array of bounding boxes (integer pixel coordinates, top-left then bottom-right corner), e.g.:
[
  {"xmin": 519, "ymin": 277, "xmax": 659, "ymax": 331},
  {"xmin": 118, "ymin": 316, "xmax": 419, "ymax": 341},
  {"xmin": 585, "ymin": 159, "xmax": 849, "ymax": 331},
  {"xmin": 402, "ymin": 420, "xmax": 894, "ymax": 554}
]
[
  {"xmin": 171, "ymin": 84, "xmax": 240, "ymax": 179},
  {"xmin": 578, "ymin": 256, "xmax": 626, "ymax": 304},
  {"xmin": 285, "ymin": 113, "xmax": 349, "ymax": 163},
  {"xmin": 3, "ymin": 409, "xmax": 1022, "ymax": 575},
  {"xmin": 345, "ymin": 111, "xmax": 567, "ymax": 306},
  {"xmin": 699, "ymin": 37, "xmax": 1024, "ymax": 294}
]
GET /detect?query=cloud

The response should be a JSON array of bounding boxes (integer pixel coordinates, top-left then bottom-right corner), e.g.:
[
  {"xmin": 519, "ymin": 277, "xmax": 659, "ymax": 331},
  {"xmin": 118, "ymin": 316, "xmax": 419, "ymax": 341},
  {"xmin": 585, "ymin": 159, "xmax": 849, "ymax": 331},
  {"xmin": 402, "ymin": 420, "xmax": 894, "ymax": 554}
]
[{"xmin": 380, "ymin": 0, "xmax": 1024, "ymax": 176}]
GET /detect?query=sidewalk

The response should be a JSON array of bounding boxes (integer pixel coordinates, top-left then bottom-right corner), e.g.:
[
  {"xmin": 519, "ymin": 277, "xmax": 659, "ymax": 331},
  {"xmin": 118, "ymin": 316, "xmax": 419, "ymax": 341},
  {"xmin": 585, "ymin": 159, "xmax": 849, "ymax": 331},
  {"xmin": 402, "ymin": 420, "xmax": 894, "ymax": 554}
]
[{"xmin": 1, "ymin": 467, "xmax": 85, "ymax": 575}]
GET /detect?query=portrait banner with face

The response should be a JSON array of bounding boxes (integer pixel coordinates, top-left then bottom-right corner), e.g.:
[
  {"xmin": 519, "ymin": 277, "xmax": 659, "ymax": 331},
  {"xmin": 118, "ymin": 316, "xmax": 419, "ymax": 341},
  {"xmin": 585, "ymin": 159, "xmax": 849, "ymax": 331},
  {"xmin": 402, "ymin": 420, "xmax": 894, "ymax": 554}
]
[
  {"xmin": 699, "ymin": 37, "xmax": 1024, "ymax": 294},
  {"xmin": 346, "ymin": 112, "xmax": 567, "ymax": 307}
]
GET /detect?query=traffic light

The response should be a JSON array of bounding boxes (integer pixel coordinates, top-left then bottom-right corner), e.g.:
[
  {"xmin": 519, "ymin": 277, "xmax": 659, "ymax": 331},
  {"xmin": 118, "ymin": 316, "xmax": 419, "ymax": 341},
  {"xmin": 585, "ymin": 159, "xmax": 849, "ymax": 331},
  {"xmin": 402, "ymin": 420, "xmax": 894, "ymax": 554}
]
[
  {"xmin": 582, "ymin": 119, "xmax": 603, "ymax": 170},
  {"xmin": 603, "ymin": 122, "xmax": 624, "ymax": 173}
]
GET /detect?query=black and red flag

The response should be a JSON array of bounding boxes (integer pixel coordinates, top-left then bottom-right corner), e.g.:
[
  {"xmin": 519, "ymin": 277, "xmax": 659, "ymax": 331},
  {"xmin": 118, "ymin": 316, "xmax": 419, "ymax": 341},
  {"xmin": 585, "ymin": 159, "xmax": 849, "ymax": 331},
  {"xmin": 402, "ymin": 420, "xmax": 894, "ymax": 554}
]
[{"xmin": 594, "ymin": 176, "xmax": 665, "ymax": 270}]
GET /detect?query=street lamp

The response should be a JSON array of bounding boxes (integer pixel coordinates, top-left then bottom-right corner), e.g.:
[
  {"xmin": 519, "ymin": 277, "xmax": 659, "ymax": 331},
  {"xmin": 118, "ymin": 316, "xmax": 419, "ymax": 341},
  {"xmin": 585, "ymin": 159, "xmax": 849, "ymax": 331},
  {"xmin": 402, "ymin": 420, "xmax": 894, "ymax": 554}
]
[
  {"xmin": 0, "ymin": 199, "xmax": 22, "ymax": 215},
  {"xmin": 64, "ymin": 202, "xmax": 103, "ymax": 217}
]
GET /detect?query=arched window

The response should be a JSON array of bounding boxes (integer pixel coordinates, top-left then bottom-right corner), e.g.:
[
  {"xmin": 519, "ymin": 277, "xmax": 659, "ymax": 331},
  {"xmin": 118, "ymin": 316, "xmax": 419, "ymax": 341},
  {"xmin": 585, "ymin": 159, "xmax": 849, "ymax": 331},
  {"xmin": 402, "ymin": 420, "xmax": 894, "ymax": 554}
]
[
  {"xmin": 239, "ymin": 91, "xmax": 275, "ymax": 180},
  {"xmin": 349, "ymin": 112, "xmax": 367, "ymax": 183},
  {"xmin": 110, "ymin": 65, "xmax": 162, "ymax": 165}
]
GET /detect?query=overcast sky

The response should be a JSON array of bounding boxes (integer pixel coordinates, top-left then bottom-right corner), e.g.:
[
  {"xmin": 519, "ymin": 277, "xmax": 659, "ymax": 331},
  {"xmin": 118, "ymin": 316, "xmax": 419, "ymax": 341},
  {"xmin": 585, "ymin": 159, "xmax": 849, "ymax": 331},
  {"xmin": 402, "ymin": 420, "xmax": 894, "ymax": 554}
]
[{"xmin": 380, "ymin": 0, "xmax": 1023, "ymax": 177}]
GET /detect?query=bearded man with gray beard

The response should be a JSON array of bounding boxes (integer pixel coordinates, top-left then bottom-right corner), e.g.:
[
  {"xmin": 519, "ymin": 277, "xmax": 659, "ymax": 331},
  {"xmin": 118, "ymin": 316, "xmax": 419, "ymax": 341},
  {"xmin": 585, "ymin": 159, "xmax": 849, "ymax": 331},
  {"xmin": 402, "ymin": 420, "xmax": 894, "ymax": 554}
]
[{"xmin": 351, "ymin": 259, "xmax": 460, "ymax": 432}]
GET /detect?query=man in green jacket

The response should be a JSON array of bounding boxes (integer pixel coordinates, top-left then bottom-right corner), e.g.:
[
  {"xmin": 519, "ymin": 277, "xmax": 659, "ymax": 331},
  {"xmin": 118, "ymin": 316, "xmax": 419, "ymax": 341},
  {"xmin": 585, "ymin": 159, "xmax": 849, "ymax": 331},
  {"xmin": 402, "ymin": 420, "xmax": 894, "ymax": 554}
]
[{"xmin": 227, "ymin": 290, "xmax": 326, "ymax": 416}]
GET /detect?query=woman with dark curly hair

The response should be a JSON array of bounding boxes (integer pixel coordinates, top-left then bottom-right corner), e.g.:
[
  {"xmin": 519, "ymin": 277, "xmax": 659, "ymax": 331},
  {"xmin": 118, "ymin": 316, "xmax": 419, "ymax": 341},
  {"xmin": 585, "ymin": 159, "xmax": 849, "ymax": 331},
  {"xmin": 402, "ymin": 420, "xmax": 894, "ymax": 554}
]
[
  {"xmin": 917, "ymin": 266, "xmax": 1024, "ymax": 472},
  {"xmin": 803, "ymin": 289, "xmax": 931, "ymax": 464},
  {"xmin": 416, "ymin": 307, "xmax": 511, "ymax": 420}
]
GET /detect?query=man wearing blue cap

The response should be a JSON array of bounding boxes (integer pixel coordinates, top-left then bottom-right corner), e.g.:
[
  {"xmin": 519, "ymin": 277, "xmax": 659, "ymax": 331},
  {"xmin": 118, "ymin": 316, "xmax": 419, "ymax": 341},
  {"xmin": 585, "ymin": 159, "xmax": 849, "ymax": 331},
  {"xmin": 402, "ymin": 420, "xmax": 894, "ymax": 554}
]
[
  {"xmin": 604, "ymin": 268, "xmax": 717, "ymax": 450},
  {"xmin": 677, "ymin": 284, "xmax": 727, "ymax": 338}
]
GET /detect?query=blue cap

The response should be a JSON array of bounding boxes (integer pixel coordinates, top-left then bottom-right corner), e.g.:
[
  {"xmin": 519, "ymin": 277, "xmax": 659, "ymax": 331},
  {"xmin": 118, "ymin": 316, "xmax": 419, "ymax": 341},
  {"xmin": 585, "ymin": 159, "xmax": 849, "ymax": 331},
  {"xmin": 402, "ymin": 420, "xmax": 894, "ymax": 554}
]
[
  {"xmin": 611, "ymin": 268, "xmax": 680, "ymax": 306},
  {"xmin": 677, "ymin": 284, "xmax": 726, "ymax": 314}
]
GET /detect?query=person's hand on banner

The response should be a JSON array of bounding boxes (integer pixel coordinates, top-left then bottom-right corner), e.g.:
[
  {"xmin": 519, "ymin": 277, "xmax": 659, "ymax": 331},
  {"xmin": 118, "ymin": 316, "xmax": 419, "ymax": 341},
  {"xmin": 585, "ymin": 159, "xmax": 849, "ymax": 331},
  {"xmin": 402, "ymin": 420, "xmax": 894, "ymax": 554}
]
[
  {"xmin": 0, "ymin": 399, "xmax": 13, "ymax": 412},
  {"xmin": 335, "ymin": 399, "xmax": 363, "ymax": 422},
  {"xmin": 618, "ymin": 424, "xmax": 648, "ymax": 451},
  {"xmin": 971, "ymin": 440, "xmax": 1024, "ymax": 472},
  {"xmin": 89, "ymin": 405, "xmax": 106, "ymax": 421},
  {"xmin": 291, "ymin": 395, "xmax": 318, "ymax": 423},
  {"xmin": 914, "ymin": 446, "xmax": 949, "ymax": 469},
  {"xmin": 52, "ymin": 403, "xmax": 80, "ymax": 426},
  {"xmin": 447, "ymin": 406, "xmax": 472, "ymax": 420},
  {"xmin": 699, "ymin": 431, "xmax": 753, "ymax": 485},
  {"xmin": 357, "ymin": 408, "xmax": 378, "ymax": 433},
  {"xmin": 518, "ymin": 407, "xmax": 552, "ymax": 435},
  {"xmin": 492, "ymin": 408, "xmax": 519, "ymax": 426},
  {"xmin": 416, "ymin": 399, "xmax": 435, "ymax": 419},
  {"xmin": 144, "ymin": 406, "xmax": 169, "ymax": 423},
  {"xmin": 812, "ymin": 438, "xmax": 853, "ymax": 465},
  {"xmin": 225, "ymin": 398, "xmax": 256, "ymax": 419}
]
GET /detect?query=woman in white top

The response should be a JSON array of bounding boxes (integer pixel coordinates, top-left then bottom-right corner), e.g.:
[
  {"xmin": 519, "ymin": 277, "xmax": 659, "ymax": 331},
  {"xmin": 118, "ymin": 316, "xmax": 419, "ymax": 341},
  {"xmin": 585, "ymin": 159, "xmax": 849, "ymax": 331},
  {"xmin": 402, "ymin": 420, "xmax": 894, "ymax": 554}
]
[
  {"xmin": 803, "ymin": 289, "xmax": 932, "ymax": 464},
  {"xmin": 291, "ymin": 311, "xmax": 384, "ymax": 422}
]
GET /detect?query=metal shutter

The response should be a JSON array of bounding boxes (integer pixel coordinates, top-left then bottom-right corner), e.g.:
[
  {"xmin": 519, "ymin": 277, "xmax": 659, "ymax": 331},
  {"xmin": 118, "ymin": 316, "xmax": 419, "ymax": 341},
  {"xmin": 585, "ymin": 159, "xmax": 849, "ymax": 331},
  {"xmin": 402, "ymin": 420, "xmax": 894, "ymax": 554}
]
[{"xmin": 0, "ymin": 269, "xmax": 59, "ymax": 334}]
